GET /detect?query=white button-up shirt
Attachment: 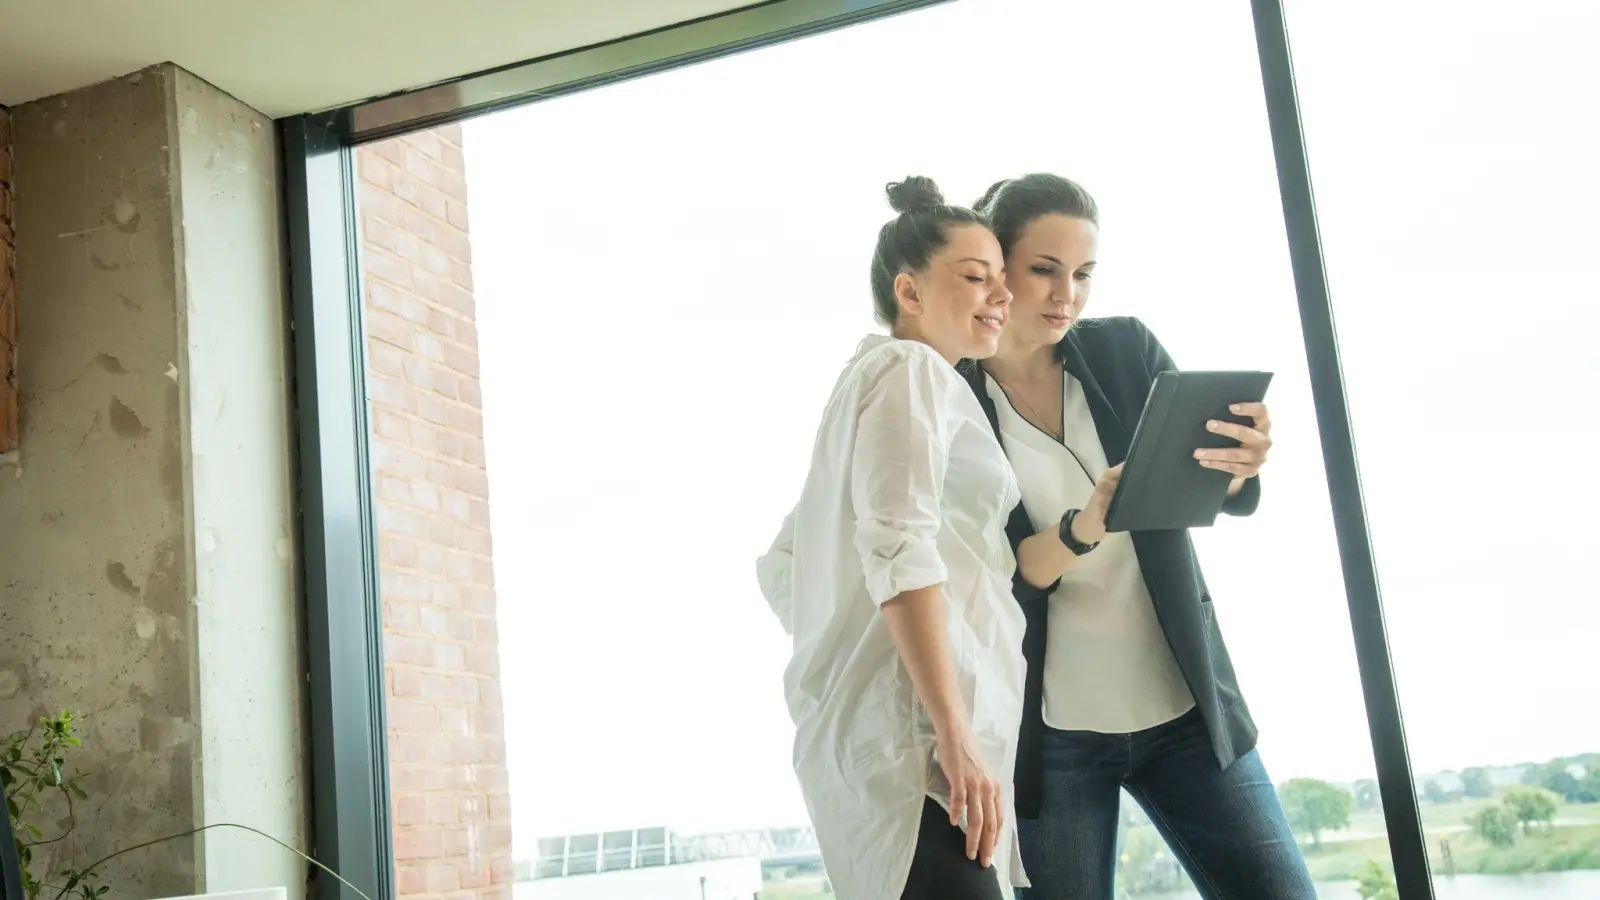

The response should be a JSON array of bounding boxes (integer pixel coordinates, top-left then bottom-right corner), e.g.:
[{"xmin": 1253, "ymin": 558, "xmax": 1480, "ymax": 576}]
[{"xmin": 757, "ymin": 335, "xmax": 1029, "ymax": 900}]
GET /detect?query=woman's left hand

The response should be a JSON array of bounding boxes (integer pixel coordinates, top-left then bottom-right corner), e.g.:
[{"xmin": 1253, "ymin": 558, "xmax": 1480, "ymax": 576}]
[{"xmin": 1194, "ymin": 402, "xmax": 1272, "ymax": 488}]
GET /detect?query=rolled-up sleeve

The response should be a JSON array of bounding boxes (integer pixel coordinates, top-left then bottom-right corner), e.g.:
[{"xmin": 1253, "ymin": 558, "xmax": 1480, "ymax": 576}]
[
  {"xmin": 851, "ymin": 347, "xmax": 952, "ymax": 606},
  {"xmin": 756, "ymin": 508, "xmax": 797, "ymax": 635}
]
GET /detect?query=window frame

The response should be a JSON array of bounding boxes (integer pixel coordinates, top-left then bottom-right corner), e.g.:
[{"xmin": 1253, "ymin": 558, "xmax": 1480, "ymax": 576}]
[
  {"xmin": 1249, "ymin": 2, "xmax": 1432, "ymax": 895},
  {"xmin": 280, "ymin": 1, "xmax": 1436, "ymax": 897}
]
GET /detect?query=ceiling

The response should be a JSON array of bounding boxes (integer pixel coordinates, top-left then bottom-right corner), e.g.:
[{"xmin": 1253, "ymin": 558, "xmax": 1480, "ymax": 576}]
[{"xmin": 0, "ymin": 0, "xmax": 756, "ymax": 118}]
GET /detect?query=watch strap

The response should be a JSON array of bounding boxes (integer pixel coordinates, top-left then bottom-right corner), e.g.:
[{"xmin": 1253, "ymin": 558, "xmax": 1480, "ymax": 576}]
[{"xmin": 1059, "ymin": 509, "xmax": 1099, "ymax": 556}]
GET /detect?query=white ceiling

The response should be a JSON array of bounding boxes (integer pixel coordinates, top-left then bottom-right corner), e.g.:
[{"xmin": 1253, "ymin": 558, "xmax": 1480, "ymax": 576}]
[{"xmin": 0, "ymin": 0, "xmax": 755, "ymax": 118}]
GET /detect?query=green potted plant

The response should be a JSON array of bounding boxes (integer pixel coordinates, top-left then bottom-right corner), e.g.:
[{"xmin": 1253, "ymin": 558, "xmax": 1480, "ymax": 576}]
[{"xmin": 4, "ymin": 711, "xmax": 366, "ymax": 900}]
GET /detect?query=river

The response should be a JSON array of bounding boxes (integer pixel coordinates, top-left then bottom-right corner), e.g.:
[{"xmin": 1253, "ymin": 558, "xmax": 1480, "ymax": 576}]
[{"xmin": 1141, "ymin": 870, "xmax": 1600, "ymax": 899}]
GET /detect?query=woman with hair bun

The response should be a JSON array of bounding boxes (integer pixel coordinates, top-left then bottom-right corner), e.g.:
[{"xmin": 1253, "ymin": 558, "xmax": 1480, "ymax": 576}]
[{"xmin": 757, "ymin": 177, "xmax": 1027, "ymax": 900}]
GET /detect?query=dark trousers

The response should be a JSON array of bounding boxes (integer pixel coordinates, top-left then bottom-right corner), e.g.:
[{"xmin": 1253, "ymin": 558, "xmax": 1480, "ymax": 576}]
[
  {"xmin": 902, "ymin": 797, "xmax": 1008, "ymax": 900},
  {"xmin": 1016, "ymin": 708, "xmax": 1316, "ymax": 900}
]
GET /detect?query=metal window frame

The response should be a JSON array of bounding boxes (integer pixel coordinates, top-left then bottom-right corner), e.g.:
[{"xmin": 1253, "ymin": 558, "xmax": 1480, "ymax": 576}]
[
  {"xmin": 1249, "ymin": 1, "xmax": 1432, "ymax": 896},
  {"xmin": 280, "ymin": 0, "xmax": 1434, "ymax": 897}
]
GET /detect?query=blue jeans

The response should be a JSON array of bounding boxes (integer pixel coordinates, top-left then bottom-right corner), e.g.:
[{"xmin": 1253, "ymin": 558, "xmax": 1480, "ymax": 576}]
[{"xmin": 1016, "ymin": 709, "xmax": 1316, "ymax": 900}]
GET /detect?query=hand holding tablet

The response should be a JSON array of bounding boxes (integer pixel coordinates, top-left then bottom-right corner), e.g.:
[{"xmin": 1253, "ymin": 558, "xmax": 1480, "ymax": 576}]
[
  {"xmin": 1195, "ymin": 401, "xmax": 1273, "ymax": 484},
  {"xmin": 1103, "ymin": 371, "xmax": 1274, "ymax": 533}
]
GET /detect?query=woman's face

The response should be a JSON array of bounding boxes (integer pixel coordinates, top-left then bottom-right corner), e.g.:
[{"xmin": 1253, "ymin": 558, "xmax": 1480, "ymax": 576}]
[
  {"xmin": 1001, "ymin": 213, "xmax": 1099, "ymax": 350},
  {"xmin": 895, "ymin": 223, "xmax": 1013, "ymax": 362}
]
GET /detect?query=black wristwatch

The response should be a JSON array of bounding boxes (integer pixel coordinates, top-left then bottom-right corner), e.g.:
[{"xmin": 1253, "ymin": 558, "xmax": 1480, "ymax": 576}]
[{"xmin": 1058, "ymin": 509, "xmax": 1100, "ymax": 556}]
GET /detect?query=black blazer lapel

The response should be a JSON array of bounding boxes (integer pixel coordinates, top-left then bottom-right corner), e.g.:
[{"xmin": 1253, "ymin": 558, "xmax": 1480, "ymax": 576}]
[{"xmin": 1057, "ymin": 332, "xmax": 1132, "ymax": 466}]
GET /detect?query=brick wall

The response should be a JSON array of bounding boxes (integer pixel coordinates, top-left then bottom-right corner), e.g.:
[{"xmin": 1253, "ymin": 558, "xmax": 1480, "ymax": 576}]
[
  {"xmin": 356, "ymin": 127, "xmax": 513, "ymax": 900},
  {"xmin": 1, "ymin": 106, "xmax": 16, "ymax": 453}
]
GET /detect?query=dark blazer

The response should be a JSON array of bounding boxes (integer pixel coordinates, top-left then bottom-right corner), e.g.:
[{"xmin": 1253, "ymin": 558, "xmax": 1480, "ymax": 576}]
[{"xmin": 958, "ymin": 316, "xmax": 1261, "ymax": 819}]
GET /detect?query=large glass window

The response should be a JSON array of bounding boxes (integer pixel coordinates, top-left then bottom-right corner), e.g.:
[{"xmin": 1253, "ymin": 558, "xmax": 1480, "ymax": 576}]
[
  {"xmin": 330, "ymin": 1, "xmax": 1546, "ymax": 897},
  {"xmin": 1289, "ymin": 1, "xmax": 1600, "ymax": 897}
]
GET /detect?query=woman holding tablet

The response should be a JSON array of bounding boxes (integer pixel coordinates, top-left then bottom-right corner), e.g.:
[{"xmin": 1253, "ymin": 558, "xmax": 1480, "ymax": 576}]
[{"xmin": 961, "ymin": 174, "xmax": 1312, "ymax": 899}]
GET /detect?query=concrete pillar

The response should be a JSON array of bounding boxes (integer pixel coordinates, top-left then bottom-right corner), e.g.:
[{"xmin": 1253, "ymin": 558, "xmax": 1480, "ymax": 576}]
[{"xmin": 0, "ymin": 65, "xmax": 307, "ymax": 899}]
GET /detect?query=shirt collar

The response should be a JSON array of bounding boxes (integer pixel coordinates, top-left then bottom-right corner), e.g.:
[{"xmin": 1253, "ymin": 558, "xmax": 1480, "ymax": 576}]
[{"xmin": 853, "ymin": 333, "xmax": 894, "ymax": 359}]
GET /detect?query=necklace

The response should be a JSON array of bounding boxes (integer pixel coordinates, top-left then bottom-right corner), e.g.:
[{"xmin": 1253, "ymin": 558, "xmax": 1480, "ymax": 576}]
[{"xmin": 993, "ymin": 375, "xmax": 1064, "ymax": 442}]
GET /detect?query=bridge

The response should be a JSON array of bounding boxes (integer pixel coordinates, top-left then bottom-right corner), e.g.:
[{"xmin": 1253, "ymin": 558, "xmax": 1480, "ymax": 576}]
[
  {"xmin": 675, "ymin": 825, "xmax": 821, "ymax": 866},
  {"xmin": 531, "ymin": 825, "xmax": 821, "ymax": 879}
]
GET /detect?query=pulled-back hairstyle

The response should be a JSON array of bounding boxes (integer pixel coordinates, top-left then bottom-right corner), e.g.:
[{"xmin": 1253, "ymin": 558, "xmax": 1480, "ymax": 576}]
[
  {"xmin": 973, "ymin": 173, "xmax": 1099, "ymax": 258},
  {"xmin": 869, "ymin": 176, "xmax": 990, "ymax": 326}
]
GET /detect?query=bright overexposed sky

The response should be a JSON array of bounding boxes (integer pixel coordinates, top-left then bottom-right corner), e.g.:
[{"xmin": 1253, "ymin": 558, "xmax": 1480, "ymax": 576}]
[{"xmin": 459, "ymin": 0, "xmax": 1600, "ymax": 853}]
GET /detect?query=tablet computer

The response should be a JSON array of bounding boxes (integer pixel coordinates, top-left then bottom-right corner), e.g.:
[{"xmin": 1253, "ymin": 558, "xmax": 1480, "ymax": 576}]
[{"xmin": 1103, "ymin": 370, "xmax": 1273, "ymax": 533}]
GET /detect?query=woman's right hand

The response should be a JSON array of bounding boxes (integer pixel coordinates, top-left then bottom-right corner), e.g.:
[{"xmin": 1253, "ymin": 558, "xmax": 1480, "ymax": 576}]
[
  {"xmin": 1071, "ymin": 462, "xmax": 1124, "ymax": 546},
  {"xmin": 936, "ymin": 723, "xmax": 1002, "ymax": 868}
]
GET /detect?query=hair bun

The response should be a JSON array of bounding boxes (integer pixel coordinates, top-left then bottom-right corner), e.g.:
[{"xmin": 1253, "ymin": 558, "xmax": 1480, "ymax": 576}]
[{"xmin": 886, "ymin": 176, "xmax": 945, "ymax": 215}]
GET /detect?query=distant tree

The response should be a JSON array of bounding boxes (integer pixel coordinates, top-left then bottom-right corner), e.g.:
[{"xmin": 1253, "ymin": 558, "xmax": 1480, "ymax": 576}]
[
  {"xmin": 1353, "ymin": 779, "xmax": 1381, "ymax": 812},
  {"xmin": 1354, "ymin": 860, "xmax": 1399, "ymax": 900},
  {"xmin": 1542, "ymin": 762, "xmax": 1600, "ymax": 803},
  {"xmin": 1460, "ymin": 768, "xmax": 1494, "ymax": 799},
  {"xmin": 1578, "ymin": 768, "xmax": 1600, "ymax": 804},
  {"xmin": 1467, "ymin": 805, "xmax": 1517, "ymax": 848},
  {"xmin": 1546, "ymin": 770, "xmax": 1582, "ymax": 800},
  {"xmin": 1422, "ymin": 780, "xmax": 1451, "ymax": 805},
  {"xmin": 1116, "ymin": 826, "xmax": 1183, "ymax": 895},
  {"xmin": 1279, "ymin": 778, "xmax": 1354, "ymax": 849},
  {"xmin": 1503, "ymin": 787, "xmax": 1559, "ymax": 836},
  {"xmin": 1525, "ymin": 760, "xmax": 1581, "ymax": 799}
]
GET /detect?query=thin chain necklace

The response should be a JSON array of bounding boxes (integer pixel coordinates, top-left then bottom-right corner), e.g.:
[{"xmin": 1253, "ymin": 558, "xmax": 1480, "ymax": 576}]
[{"xmin": 993, "ymin": 374, "xmax": 1064, "ymax": 442}]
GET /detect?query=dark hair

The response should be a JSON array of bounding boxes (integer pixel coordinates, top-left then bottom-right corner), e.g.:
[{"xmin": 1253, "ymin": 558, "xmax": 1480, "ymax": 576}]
[
  {"xmin": 870, "ymin": 176, "xmax": 989, "ymax": 326},
  {"xmin": 973, "ymin": 173, "xmax": 1099, "ymax": 258}
]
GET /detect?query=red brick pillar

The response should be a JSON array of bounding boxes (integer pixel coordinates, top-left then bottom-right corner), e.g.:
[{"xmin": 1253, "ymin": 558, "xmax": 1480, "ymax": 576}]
[{"xmin": 355, "ymin": 126, "xmax": 513, "ymax": 900}]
